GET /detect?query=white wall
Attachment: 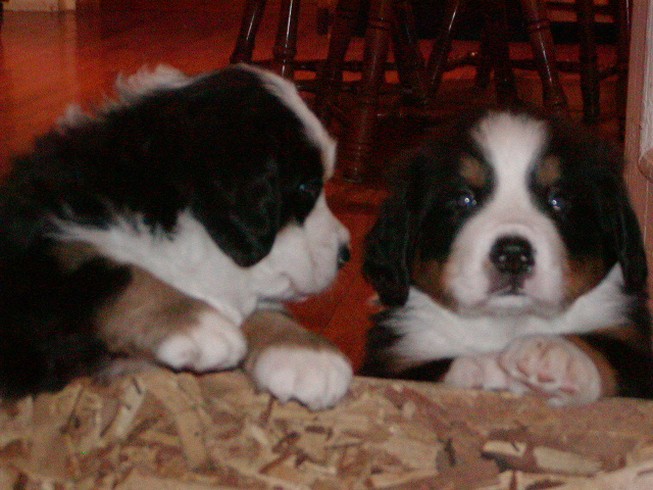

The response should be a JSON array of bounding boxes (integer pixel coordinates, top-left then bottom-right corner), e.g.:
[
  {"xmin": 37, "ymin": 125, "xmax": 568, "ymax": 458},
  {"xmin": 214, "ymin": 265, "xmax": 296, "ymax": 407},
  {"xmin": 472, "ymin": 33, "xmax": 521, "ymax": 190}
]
[{"xmin": 5, "ymin": 0, "xmax": 75, "ymax": 11}]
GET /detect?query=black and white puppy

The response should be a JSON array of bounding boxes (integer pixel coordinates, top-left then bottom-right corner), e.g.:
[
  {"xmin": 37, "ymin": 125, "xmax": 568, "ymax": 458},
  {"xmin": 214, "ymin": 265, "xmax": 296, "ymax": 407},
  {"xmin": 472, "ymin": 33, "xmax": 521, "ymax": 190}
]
[
  {"xmin": 363, "ymin": 107, "xmax": 653, "ymax": 405},
  {"xmin": 0, "ymin": 64, "xmax": 352, "ymax": 409}
]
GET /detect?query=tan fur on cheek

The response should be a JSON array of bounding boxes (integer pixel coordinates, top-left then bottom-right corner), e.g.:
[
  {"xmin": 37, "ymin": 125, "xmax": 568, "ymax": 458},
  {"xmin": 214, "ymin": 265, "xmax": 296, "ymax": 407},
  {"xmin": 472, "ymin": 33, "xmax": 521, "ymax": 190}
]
[
  {"xmin": 96, "ymin": 266, "xmax": 215, "ymax": 358},
  {"xmin": 411, "ymin": 258, "xmax": 455, "ymax": 309},
  {"xmin": 563, "ymin": 256, "xmax": 608, "ymax": 303}
]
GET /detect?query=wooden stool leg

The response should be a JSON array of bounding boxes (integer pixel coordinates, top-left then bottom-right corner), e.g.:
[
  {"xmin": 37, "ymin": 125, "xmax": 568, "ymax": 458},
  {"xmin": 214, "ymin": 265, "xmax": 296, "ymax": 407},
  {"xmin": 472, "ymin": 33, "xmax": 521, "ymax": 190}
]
[
  {"xmin": 339, "ymin": 0, "xmax": 393, "ymax": 182},
  {"xmin": 426, "ymin": 0, "xmax": 465, "ymax": 98},
  {"xmin": 576, "ymin": 0, "xmax": 600, "ymax": 123},
  {"xmin": 317, "ymin": 0, "xmax": 331, "ymax": 35},
  {"xmin": 475, "ymin": 28, "xmax": 493, "ymax": 89},
  {"xmin": 519, "ymin": 0, "xmax": 568, "ymax": 115},
  {"xmin": 271, "ymin": 0, "xmax": 301, "ymax": 78},
  {"xmin": 230, "ymin": 0, "xmax": 268, "ymax": 64},
  {"xmin": 391, "ymin": 0, "xmax": 428, "ymax": 106},
  {"xmin": 615, "ymin": 0, "xmax": 631, "ymax": 136},
  {"xmin": 316, "ymin": 0, "xmax": 362, "ymax": 122},
  {"xmin": 483, "ymin": 0, "xmax": 518, "ymax": 105}
]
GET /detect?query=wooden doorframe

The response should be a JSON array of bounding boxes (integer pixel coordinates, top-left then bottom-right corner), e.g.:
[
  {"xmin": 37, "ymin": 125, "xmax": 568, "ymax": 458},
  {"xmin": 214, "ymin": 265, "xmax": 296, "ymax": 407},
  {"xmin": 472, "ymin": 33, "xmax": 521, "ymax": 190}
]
[{"xmin": 624, "ymin": 0, "xmax": 653, "ymax": 300}]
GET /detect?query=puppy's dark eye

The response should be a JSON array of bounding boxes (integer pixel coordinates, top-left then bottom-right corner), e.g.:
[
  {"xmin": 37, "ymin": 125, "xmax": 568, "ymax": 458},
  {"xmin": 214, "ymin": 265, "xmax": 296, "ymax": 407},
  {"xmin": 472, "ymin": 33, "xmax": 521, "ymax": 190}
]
[
  {"xmin": 298, "ymin": 179, "xmax": 322, "ymax": 201},
  {"xmin": 449, "ymin": 188, "xmax": 478, "ymax": 211},
  {"xmin": 547, "ymin": 188, "xmax": 569, "ymax": 214}
]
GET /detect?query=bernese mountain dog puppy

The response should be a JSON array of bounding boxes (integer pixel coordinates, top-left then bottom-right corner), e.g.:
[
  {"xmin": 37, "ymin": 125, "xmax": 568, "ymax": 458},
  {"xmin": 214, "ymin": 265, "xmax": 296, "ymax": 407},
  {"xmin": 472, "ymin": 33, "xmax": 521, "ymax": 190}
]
[
  {"xmin": 0, "ymin": 64, "xmax": 352, "ymax": 410},
  {"xmin": 363, "ymin": 107, "xmax": 653, "ymax": 406}
]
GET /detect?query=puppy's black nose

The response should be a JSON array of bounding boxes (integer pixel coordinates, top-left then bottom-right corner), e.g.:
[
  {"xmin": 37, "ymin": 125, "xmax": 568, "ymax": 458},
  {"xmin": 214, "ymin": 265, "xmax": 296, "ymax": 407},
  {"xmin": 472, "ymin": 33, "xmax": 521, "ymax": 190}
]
[
  {"xmin": 338, "ymin": 244, "xmax": 351, "ymax": 269},
  {"xmin": 490, "ymin": 236, "xmax": 534, "ymax": 276}
]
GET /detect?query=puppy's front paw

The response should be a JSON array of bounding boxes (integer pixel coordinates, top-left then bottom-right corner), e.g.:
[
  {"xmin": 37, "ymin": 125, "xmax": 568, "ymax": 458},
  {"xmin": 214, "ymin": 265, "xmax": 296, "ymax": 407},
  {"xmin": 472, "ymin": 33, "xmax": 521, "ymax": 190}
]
[
  {"xmin": 444, "ymin": 353, "xmax": 513, "ymax": 392},
  {"xmin": 156, "ymin": 310, "xmax": 247, "ymax": 372},
  {"xmin": 499, "ymin": 335, "xmax": 602, "ymax": 406},
  {"xmin": 250, "ymin": 346, "xmax": 353, "ymax": 410}
]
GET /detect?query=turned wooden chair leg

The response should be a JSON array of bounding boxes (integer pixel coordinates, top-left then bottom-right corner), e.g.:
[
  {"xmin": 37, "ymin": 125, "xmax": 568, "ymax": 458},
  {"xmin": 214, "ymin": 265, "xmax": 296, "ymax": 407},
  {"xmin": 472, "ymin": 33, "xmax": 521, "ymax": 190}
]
[
  {"xmin": 230, "ymin": 0, "xmax": 268, "ymax": 64},
  {"xmin": 339, "ymin": 0, "xmax": 393, "ymax": 182},
  {"xmin": 519, "ymin": 0, "xmax": 569, "ymax": 116},
  {"xmin": 426, "ymin": 0, "xmax": 465, "ymax": 98},
  {"xmin": 316, "ymin": 0, "xmax": 362, "ymax": 122},
  {"xmin": 271, "ymin": 0, "xmax": 301, "ymax": 78},
  {"xmin": 614, "ymin": 0, "xmax": 631, "ymax": 136},
  {"xmin": 475, "ymin": 27, "xmax": 493, "ymax": 89},
  {"xmin": 482, "ymin": 0, "xmax": 518, "ymax": 105},
  {"xmin": 576, "ymin": 0, "xmax": 600, "ymax": 123},
  {"xmin": 391, "ymin": 0, "xmax": 428, "ymax": 106}
]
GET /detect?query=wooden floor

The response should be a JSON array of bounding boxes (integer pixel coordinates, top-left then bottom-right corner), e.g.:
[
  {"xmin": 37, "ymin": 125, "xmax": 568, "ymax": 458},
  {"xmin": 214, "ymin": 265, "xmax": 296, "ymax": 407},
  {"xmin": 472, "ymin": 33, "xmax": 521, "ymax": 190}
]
[{"xmin": 0, "ymin": 3, "xmax": 622, "ymax": 370}]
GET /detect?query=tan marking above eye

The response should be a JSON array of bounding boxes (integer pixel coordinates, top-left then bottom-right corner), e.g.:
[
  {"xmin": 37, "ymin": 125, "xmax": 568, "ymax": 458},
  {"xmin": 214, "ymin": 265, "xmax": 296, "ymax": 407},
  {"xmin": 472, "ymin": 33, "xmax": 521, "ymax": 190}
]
[
  {"xmin": 459, "ymin": 154, "xmax": 487, "ymax": 189},
  {"xmin": 536, "ymin": 155, "xmax": 562, "ymax": 188}
]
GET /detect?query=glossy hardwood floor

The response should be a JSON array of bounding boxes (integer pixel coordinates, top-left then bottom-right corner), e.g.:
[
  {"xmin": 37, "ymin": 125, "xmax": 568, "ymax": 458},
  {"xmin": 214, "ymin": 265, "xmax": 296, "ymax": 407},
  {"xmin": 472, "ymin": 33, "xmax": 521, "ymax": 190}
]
[{"xmin": 0, "ymin": 3, "xmax": 620, "ymax": 369}]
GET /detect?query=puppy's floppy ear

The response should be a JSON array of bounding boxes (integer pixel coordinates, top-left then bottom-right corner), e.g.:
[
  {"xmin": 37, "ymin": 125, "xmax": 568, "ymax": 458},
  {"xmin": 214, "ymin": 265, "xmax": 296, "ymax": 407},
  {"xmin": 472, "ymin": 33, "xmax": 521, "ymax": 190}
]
[
  {"xmin": 193, "ymin": 162, "xmax": 281, "ymax": 267},
  {"xmin": 364, "ymin": 195, "xmax": 411, "ymax": 306},
  {"xmin": 605, "ymin": 181, "xmax": 648, "ymax": 295},
  {"xmin": 554, "ymin": 116, "xmax": 647, "ymax": 295},
  {"xmin": 590, "ymin": 142, "xmax": 648, "ymax": 294},
  {"xmin": 364, "ymin": 159, "xmax": 423, "ymax": 306}
]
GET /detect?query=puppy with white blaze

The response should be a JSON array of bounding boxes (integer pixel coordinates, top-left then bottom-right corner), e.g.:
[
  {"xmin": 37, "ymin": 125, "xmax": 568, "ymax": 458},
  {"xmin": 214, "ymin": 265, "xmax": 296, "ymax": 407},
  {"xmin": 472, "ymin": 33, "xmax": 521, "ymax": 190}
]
[
  {"xmin": 362, "ymin": 107, "xmax": 653, "ymax": 406},
  {"xmin": 0, "ymin": 64, "xmax": 352, "ymax": 410}
]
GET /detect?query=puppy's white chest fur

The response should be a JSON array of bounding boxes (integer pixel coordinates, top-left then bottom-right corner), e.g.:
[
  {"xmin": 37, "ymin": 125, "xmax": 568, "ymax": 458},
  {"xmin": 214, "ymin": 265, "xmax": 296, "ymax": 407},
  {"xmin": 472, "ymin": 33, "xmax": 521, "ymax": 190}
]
[{"xmin": 387, "ymin": 265, "xmax": 629, "ymax": 371}]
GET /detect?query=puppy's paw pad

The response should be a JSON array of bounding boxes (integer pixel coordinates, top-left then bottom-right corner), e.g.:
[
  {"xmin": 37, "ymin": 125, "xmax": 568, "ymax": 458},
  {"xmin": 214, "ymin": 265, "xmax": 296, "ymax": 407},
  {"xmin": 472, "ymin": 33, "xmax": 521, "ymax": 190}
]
[
  {"xmin": 156, "ymin": 310, "xmax": 246, "ymax": 372},
  {"xmin": 499, "ymin": 335, "xmax": 601, "ymax": 405},
  {"xmin": 444, "ymin": 354, "xmax": 512, "ymax": 392},
  {"xmin": 252, "ymin": 347, "xmax": 353, "ymax": 410}
]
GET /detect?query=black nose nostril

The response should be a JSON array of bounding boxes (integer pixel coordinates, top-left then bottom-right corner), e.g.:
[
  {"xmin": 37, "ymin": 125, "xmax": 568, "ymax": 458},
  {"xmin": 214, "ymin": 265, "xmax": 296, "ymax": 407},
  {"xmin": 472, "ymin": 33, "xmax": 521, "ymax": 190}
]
[
  {"xmin": 338, "ymin": 245, "xmax": 351, "ymax": 268},
  {"xmin": 490, "ymin": 236, "xmax": 534, "ymax": 276}
]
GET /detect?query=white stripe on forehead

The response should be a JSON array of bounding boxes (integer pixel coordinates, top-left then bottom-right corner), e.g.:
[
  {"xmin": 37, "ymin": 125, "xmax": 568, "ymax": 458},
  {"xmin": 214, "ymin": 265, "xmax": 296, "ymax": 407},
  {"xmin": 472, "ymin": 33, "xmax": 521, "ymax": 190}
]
[
  {"xmin": 471, "ymin": 111, "xmax": 549, "ymax": 188},
  {"xmin": 446, "ymin": 112, "xmax": 566, "ymax": 315}
]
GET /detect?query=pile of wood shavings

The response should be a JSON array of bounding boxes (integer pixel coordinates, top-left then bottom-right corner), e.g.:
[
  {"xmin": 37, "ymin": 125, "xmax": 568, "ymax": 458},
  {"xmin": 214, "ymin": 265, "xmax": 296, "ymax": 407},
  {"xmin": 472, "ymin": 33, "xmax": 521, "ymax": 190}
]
[{"xmin": 0, "ymin": 369, "xmax": 652, "ymax": 489}]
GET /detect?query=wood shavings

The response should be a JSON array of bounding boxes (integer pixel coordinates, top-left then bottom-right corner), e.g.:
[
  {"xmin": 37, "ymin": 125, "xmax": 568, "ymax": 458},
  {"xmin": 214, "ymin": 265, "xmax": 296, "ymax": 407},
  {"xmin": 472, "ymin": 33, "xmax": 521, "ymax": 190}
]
[
  {"xmin": 101, "ymin": 379, "xmax": 146, "ymax": 443},
  {"xmin": 0, "ymin": 369, "xmax": 652, "ymax": 488},
  {"xmin": 532, "ymin": 446, "xmax": 603, "ymax": 476}
]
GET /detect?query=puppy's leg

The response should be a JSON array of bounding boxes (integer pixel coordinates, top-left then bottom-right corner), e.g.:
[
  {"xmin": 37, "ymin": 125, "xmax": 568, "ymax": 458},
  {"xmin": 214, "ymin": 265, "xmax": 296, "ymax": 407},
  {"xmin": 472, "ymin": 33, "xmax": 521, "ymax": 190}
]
[
  {"xmin": 97, "ymin": 266, "xmax": 246, "ymax": 373},
  {"xmin": 497, "ymin": 325, "xmax": 653, "ymax": 403},
  {"xmin": 242, "ymin": 309, "xmax": 353, "ymax": 410},
  {"xmin": 576, "ymin": 326, "xmax": 653, "ymax": 399}
]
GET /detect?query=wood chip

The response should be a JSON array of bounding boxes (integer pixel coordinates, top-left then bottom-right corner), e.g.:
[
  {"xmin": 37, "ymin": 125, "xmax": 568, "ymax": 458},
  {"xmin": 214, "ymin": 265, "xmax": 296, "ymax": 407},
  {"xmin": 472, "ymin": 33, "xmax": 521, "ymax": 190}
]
[
  {"xmin": 533, "ymin": 446, "xmax": 603, "ymax": 476},
  {"xmin": 482, "ymin": 440, "xmax": 528, "ymax": 459}
]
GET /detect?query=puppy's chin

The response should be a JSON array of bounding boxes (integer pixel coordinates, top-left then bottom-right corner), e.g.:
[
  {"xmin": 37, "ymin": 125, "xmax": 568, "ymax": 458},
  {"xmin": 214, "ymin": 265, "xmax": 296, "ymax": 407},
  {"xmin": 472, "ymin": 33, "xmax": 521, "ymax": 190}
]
[{"xmin": 452, "ymin": 292, "xmax": 564, "ymax": 319}]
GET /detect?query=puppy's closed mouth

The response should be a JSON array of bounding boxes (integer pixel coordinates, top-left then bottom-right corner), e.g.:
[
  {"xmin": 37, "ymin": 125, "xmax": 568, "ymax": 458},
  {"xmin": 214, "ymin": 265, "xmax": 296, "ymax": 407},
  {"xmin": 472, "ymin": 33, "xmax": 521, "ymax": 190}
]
[
  {"xmin": 494, "ymin": 286, "xmax": 526, "ymax": 296},
  {"xmin": 488, "ymin": 273, "xmax": 528, "ymax": 297}
]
